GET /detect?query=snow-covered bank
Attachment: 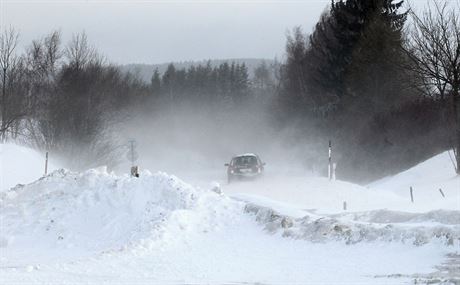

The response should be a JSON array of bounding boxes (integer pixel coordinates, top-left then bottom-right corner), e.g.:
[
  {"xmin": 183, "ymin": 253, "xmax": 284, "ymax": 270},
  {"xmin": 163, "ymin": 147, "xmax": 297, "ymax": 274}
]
[
  {"xmin": 0, "ymin": 166, "xmax": 457, "ymax": 284},
  {"xmin": 0, "ymin": 168, "xmax": 241, "ymax": 263},
  {"xmin": 0, "ymin": 144, "xmax": 57, "ymax": 192},
  {"xmin": 0, "ymin": 145, "xmax": 458, "ymax": 284},
  {"xmin": 370, "ymin": 151, "xmax": 459, "ymax": 211}
]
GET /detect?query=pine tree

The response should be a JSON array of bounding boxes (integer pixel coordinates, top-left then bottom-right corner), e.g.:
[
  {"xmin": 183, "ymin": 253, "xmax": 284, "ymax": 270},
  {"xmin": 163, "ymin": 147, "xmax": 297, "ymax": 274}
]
[
  {"xmin": 150, "ymin": 68, "xmax": 161, "ymax": 94},
  {"xmin": 280, "ymin": 0, "xmax": 407, "ymax": 117}
]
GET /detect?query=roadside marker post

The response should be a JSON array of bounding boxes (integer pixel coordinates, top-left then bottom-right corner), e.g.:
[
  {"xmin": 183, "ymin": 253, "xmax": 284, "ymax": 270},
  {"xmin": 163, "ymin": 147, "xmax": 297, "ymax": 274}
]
[
  {"xmin": 328, "ymin": 140, "xmax": 332, "ymax": 181},
  {"xmin": 44, "ymin": 151, "xmax": 49, "ymax": 176},
  {"xmin": 439, "ymin": 188, "xmax": 445, "ymax": 198}
]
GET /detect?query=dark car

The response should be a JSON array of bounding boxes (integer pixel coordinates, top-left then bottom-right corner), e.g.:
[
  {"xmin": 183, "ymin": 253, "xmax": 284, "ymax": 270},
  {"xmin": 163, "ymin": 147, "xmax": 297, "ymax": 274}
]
[{"xmin": 225, "ymin": 153, "xmax": 265, "ymax": 183}]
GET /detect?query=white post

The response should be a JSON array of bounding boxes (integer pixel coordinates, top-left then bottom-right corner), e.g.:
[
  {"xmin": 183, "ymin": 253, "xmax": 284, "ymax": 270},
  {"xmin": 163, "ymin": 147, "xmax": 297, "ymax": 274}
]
[
  {"xmin": 328, "ymin": 140, "xmax": 332, "ymax": 181},
  {"xmin": 332, "ymin": 162, "xmax": 337, "ymax": 181},
  {"xmin": 44, "ymin": 151, "xmax": 49, "ymax": 176}
]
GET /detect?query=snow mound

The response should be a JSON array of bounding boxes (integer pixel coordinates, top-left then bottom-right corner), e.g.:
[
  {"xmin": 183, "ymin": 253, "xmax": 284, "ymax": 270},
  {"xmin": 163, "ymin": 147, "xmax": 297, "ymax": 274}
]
[
  {"xmin": 245, "ymin": 203, "xmax": 460, "ymax": 246},
  {"xmin": 371, "ymin": 151, "xmax": 456, "ymax": 186},
  {"xmin": 0, "ymin": 143, "xmax": 58, "ymax": 192},
  {"xmin": 370, "ymin": 151, "xmax": 459, "ymax": 194},
  {"xmin": 0, "ymin": 168, "xmax": 241, "ymax": 262}
]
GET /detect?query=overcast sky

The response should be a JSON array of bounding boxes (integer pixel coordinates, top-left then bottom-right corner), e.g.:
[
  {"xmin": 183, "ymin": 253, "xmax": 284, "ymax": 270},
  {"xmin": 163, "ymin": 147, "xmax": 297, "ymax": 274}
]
[{"xmin": 2, "ymin": 0, "xmax": 427, "ymax": 65}]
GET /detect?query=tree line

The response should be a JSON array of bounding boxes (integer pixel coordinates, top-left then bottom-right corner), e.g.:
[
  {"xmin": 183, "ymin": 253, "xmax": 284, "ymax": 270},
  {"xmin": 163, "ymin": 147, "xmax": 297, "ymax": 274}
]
[
  {"xmin": 151, "ymin": 61, "xmax": 250, "ymax": 106},
  {"xmin": 1, "ymin": 0, "xmax": 458, "ymax": 180},
  {"xmin": 276, "ymin": 0, "xmax": 460, "ymax": 180},
  {"xmin": 0, "ymin": 30, "xmax": 149, "ymax": 168},
  {"xmin": 0, "ymin": 28, "xmax": 277, "ymax": 168}
]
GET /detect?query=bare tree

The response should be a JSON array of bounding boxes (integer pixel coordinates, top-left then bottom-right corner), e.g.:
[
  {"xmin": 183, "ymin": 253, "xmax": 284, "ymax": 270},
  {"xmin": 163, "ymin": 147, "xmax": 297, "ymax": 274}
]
[
  {"xmin": 0, "ymin": 27, "xmax": 20, "ymax": 142},
  {"xmin": 44, "ymin": 31, "xmax": 62, "ymax": 76},
  {"xmin": 22, "ymin": 31, "xmax": 62, "ymax": 150},
  {"xmin": 65, "ymin": 32, "xmax": 97, "ymax": 70},
  {"xmin": 405, "ymin": 1, "xmax": 460, "ymax": 173}
]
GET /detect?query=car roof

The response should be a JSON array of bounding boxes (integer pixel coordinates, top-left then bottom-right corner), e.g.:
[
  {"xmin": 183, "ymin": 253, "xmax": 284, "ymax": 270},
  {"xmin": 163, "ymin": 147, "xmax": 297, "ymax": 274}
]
[{"xmin": 234, "ymin": 153, "xmax": 258, "ymax": 158}]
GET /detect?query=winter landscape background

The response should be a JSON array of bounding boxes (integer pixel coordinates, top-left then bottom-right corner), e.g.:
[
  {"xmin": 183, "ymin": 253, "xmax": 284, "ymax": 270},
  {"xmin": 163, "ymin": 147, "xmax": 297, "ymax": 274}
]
[{"xmin": 0, "ymin": 0, "xmax": 459, "ymax": 284}]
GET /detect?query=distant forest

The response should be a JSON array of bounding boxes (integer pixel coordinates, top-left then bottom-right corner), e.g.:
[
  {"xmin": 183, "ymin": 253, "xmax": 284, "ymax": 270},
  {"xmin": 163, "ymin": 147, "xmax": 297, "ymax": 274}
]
[
  {"xmin": 119, "ymin": 58, "xmax": 275, "ymax": 83},
  {"xmin": 1, "ymin": 0, "xmax": 459, "ymax": 181}
]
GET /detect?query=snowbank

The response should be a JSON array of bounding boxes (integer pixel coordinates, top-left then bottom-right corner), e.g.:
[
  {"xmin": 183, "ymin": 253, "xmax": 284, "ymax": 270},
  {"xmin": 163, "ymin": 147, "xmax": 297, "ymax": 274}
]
[
  {"xmin": 245, "ymin": 203, "xmax": 459, "ymax": 246},
  {"xmin": 0, "ymin": 168, "xmax": 240, "ymax": 263},
  {"xmin": 0, "ymin": 144, "xmax": 57, "ymax": 192},
  {"xmin": 0, "ymin": 168, "xmax": 453, "ymax": 284},
  {"xmin": 369, "ymin": 151, "xmax": 460, "ymax": 212},
  {"xmin": 370, "ymin": 151, "xmax": 457, "ymax": 190}
]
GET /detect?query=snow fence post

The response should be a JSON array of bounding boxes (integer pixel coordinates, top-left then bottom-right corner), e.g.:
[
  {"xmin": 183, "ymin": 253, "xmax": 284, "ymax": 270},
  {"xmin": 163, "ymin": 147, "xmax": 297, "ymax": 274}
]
[
  {"xmin": 410, "ymin": 186, "xmax": 414, "ymax": 203},
  {"xmin": 439, "ymin": 188, "xmax": 445, "ymax": 198},
  {"xmin": 44, "ymin": 151, "xmax": 48, "ymax": 176}
]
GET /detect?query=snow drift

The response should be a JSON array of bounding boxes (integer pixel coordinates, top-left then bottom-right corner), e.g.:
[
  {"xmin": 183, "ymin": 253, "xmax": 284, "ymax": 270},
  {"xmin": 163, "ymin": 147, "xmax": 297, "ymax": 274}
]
[
  {"xmin": 0, "ymin": 168, "xmax": 242, "ymax": 262},
  {"xmin": 0, "ymin": 144, "xmax": 57, "ymax": 192}
]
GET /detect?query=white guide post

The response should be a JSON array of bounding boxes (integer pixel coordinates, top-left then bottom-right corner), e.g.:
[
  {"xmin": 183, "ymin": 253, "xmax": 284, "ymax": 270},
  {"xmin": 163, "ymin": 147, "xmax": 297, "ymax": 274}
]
[
  {"xmin": 44, "ymin": 151, "xmax": 49, "ymax": 176},
  {"xmin": 328, "ymin": 140, "xmax": 332, "ymax": 181}
]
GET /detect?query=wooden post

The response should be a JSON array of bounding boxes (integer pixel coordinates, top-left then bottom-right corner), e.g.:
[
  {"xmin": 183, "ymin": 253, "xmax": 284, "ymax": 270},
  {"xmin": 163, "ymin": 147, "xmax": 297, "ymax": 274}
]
[
  {"xmin": 439, "ymin": 188, "xmax": 445, "ymax": 198},
  {"xmin": 410, "ymin": 186, "xmax": 414, "ymax": 203},
  {"xmin": 343, "ymin": 201, "xmax": 347, "ymax": 210},
  {"xmin": 44, "ymin": 151, "xmax": 49, "ymax": 176}
]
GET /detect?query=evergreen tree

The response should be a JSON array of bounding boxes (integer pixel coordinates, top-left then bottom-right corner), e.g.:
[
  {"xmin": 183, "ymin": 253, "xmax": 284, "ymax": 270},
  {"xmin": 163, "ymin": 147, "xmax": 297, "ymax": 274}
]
[
  {"xmin": 162, "ymin": 63, "xmax": 176, "ymax": 101},
  {"xmin": 280, "ymin": 0, "xmax": 407, "ymax": 117},
  {"xmin": 150, "ymin": 68, "xmax": 161, "ymax": 94}
]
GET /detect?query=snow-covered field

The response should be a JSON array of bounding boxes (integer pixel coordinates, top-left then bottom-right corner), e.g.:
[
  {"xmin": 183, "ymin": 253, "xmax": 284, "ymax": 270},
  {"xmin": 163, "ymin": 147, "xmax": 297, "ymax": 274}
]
[{"xmin": 0, "ymin": 144, "xmax": 459, "ymax": 284}]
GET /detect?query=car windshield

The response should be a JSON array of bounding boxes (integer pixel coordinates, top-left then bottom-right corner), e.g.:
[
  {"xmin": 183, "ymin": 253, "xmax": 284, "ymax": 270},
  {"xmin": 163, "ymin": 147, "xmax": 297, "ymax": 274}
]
[{"xmin": 233, "ymin": 156, "xmax": 258, "ymax": 166}]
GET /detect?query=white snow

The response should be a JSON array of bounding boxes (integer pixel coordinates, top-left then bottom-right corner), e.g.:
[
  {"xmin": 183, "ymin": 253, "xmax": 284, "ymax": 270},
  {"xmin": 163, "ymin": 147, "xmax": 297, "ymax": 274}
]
[
  {"xmin": 0, "ymin": 144, "xmax": 57, "ymax": 192},
  {"xmin": 369, "ymin": 151, "xmax": 460, "ymax": 211},
  {"xmin": 224, "ymin": 151, "xmax": 459, "ymax": 214},
  {"xmin": 0, "ymin": 145, "xmax": 458, "ymax": 284}
]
